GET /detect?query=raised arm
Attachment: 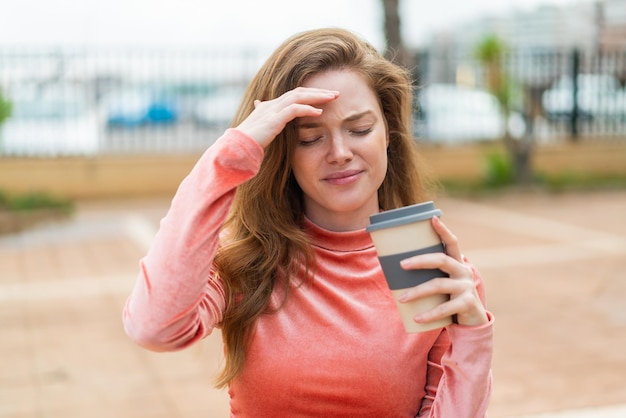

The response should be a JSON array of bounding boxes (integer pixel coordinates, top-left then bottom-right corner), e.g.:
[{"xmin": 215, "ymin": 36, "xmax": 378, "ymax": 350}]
[
  {"xmin": 123, "ymin": 129, "xmax": 264, "ymax": 351},
  {"xmin": 123, "ymin": 87, "xmax": 341, "ymax": 352}
]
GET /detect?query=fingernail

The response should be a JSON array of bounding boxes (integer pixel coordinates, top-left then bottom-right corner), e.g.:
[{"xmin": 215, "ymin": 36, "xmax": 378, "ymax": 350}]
[{"xmin": 397, "ymin": 293, "xmax": 408, "ymax": 302}]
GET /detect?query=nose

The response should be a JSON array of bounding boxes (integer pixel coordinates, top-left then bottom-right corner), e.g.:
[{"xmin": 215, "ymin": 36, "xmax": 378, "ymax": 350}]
[{"xmin": 326, "ymin": 133, "xmax": 353, "ymax": 164}]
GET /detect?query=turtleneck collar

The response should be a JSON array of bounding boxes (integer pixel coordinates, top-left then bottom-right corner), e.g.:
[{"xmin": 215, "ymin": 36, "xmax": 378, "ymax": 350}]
[{"xmin": 303, "ymin": 216, "xmax": 375, "ymax": 253}]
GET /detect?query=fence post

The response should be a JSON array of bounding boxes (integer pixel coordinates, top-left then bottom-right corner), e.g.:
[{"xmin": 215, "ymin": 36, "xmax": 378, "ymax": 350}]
[{"xmin": 570, "ymin": 48, "xmax": 580, "ymax": 140}]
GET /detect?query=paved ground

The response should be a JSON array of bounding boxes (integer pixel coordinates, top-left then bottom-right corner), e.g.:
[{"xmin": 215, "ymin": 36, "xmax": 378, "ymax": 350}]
[{"xmin": 1, "ymin": 189, "xmax": 625, "ymax": 417}]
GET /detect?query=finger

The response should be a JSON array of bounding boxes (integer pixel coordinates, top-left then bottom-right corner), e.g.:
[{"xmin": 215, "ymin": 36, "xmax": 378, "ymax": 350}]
[
  {"xmin": 277, "ymin": 87, "xmax": 339, "ymax": 107},
  {"xmin": 254, "ymin": 88, "xmax": 338, "ymax": 113},
  {"xmin": 413, "ymin": 296, "xmax": 456, "ymax": 323},
  {"xmin": 431, "ymin": 216, "xmax": 463, "ymax": 262},
  {"xmin": 412, "ymin": 286, "xmax": 488, "ymax": 327},
  {"xmin": 254, "ymin": 90, "xmax": 337, "ymax": 124},
  {"xmin": 241, "ymin": 102, "xmax": 322, "ymax": 143},
  {"xmin": 237, "ymin": 89, "xmax": 339, "ymax": 148},
  {"xmin": 397, "ymin": 276, "xmax": 471, "ymax": 302},
  {"xmin": 400, "ymin": 252, "xmax": 471, "ymax": 278},
  {"xmin": 413, "ymin": 292, "xmax": 479, "ymax": 324},
  {"xmin": 279, "ymin": 103, "xmax": 324, "ymax": 121},
  {"xmin": 397, "ymin": 277, "xmax": 452, "ymax": 302}
]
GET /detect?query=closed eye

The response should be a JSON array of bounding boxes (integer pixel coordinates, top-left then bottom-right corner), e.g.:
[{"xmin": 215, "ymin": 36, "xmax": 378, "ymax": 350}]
[
  {"xmin": 351, "ymin": 127, "xmax": 372, "ymax": 136},
  {"xmin": 298, "ymin": 136, "xmax": 323, "ymax": 146}
]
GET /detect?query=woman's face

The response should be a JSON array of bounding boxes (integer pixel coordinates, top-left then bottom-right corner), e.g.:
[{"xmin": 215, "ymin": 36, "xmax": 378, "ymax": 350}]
[{"xmin": 290, "ymin": 69, "xmax": 388, "ymax": 232}]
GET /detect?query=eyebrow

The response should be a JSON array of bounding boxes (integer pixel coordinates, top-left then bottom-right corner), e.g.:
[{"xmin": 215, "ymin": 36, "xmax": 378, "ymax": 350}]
[{"xmin": 297, "ymin": 110, "xmax": 375, "ymax": 129}]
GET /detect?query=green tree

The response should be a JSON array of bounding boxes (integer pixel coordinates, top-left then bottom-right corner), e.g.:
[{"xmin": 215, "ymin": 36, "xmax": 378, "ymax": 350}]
[
  {"xmin": 0, "ymin": 87, "xmax": 11, "ymax": 126},
  {"xmin": 474, "ymin": 34, "xmax": 533, "ymax": 185},
  {"xmin": 474, "ymin": 34, "xmax": 514, "ymax": 110}
]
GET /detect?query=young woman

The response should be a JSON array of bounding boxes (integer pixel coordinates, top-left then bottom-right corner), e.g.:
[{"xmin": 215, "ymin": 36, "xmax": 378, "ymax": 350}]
[{"xmin": 123, "ymin": 28, "xmax": 493, "ymax": 417}]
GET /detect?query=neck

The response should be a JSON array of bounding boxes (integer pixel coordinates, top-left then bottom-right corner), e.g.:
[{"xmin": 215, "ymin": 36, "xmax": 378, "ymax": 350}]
[{"xmin": 304, "ymin": 204, "xmax": 378, "ymax": 232}]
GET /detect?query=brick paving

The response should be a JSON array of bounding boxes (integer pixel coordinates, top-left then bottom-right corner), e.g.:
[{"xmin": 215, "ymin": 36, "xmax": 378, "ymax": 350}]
[{"xmin": 1, "ymin": 190, "xmax": 625, "ymax": 417}]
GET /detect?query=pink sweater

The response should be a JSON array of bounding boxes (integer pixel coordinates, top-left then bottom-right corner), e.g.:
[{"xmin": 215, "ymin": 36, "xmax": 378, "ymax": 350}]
[{"xmin": 123, "ymin": 129, "xmax": 494, "ymax": 417}]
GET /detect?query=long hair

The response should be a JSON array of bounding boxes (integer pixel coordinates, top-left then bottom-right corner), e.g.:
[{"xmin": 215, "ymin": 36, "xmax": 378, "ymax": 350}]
[{"xmin": 213, "ymin": 27, "xmax": 432, "ymax": 387}]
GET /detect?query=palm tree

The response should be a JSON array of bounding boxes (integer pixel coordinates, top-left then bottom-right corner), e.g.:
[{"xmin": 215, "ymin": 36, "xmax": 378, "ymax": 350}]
[
  {"xmin": 475, "ymin": 34, "xmax": 533, "ymax": 184},
  {"xmin": 0, "ymin": 88, "xmax": 10, "ymax": 127},
  {"xmin": 0, "ymin": 87, "xmax": 12, "ymax": 154}
]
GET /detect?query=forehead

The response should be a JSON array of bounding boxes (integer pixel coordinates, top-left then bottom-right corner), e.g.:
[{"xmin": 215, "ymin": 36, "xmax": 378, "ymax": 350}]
[
  {"xmin": 302, "ymin": 69, "xmax": 370, "ymax": 91},
  {"xmin": 301, "ymin": 70, "xmax": 381, "ymax": 120}
]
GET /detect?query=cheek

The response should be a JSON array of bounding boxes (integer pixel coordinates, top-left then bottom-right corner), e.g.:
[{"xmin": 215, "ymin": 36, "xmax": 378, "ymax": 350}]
[
  {"xmin": 371, "ymin": 140, "xmax": 388, "ymax": 176},
  {"xmin": 378, "ymin": 155, "xmax": 389, "ymax": 185},
  {"xmin": 290, "ymin": 152, "xmax": 312, "ymax": 188},
  {"xmin": 368, "ymin": 145, "xmax": 389, "ymax": 190}
]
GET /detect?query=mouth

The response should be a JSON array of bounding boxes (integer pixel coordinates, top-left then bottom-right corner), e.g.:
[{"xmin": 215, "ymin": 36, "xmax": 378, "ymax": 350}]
[{"xmin": 323, "ymin": 170, "xmax": 363, "ymax": 185}]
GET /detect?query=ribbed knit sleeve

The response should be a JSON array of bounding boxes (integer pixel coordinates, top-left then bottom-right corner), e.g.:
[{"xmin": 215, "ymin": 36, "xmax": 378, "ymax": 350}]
[
  {"xmin": 418, "ymin": 260, "xmax": 494, "ymax": 417},
  {"xmin": 122, "ymin": 129, "xmax": 264, "ymax": 352},
  {"xmin": 418, "ymin": 315, "xmax": 494, "ymax": 417}
]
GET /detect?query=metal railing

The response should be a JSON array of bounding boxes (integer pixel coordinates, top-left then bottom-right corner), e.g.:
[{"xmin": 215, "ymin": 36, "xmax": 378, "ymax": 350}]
[
  {"xmin": 1, "ymin": 46, "xmax": 625, "ymax": 157},
  {"xmin": 417, "ymin": 47, "xmax": 626, "ymax": 143},
  {"xmin": 0, "ymin": 47, "xmax": 266, "ymax": 157}
]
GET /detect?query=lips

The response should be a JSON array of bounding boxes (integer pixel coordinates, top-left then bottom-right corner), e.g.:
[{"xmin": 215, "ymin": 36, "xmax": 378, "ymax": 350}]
[{"xmin": 323, "ymin": 170, "xmax": 363, "ymax": 185}]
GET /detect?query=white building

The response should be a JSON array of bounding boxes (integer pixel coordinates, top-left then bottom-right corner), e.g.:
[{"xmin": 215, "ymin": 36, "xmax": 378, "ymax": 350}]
[{"xmin": 418, "ymin": 0, "xmax": 626, "ymax": 86}]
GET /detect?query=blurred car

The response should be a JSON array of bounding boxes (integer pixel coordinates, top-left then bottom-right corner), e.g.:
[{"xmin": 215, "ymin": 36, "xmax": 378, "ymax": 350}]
[
  {"xmin": 415, "ymin": 84, "xmax": 512, "ymax": 143},
  {"xmin": 541, "ymin": 73, "xmax": 626, "ymax": 119},
  {"xmin": 102, "ymin": 88, "xmax": 178, "ymax": 128},
  {"xmin": 0, "ymin": 85, "xmax": 99, "ymax": 156},
  {"xmin": 193, "ymin": 85, "xmax": 246, "ymax": 128},
  {"xmin": 161, "ymin": 82, "xmax": 215, "ymax": 121}
]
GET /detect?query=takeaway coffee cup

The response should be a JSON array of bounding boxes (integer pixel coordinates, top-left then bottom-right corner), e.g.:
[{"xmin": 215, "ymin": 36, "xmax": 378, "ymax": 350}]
[{"xmin": 366, "ymin": 201, "xmax": 452, "ymax": 333}]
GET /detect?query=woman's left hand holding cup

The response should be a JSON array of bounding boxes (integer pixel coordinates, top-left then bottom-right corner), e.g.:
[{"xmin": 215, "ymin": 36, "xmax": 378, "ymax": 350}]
[{"xmin": 399, "ymin": 216, "xmax": 489, "ymax": 328}]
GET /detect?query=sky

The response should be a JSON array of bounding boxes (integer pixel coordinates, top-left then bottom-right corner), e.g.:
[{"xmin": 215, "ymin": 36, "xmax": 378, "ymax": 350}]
[{"xmin": 1, "ymin": 0, "xmax": 593, "ymax": 50}]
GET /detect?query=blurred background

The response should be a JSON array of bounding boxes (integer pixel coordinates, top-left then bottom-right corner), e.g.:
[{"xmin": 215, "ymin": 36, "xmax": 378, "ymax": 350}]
[
  {"xmin": 1, "ymin": 0, "xmax": 626, "ymax": 191},
  {"xmin": 1, "ymin": 1, "xmax": 625, "ymax": 417}
]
